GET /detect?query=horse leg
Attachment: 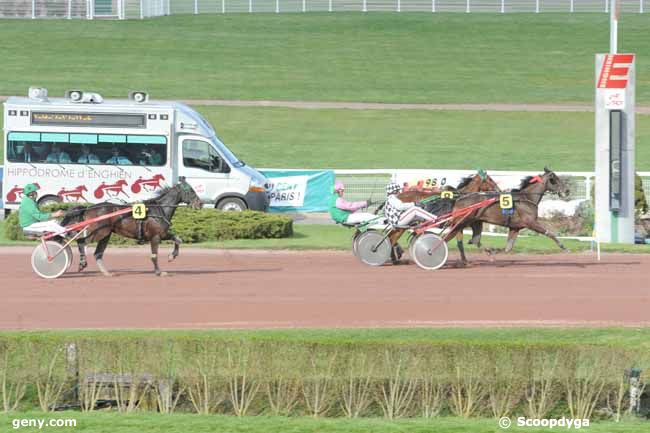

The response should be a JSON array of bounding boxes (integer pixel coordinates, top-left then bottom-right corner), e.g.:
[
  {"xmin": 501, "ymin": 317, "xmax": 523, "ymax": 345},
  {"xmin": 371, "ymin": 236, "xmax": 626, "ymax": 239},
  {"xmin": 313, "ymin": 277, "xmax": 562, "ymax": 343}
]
[
  {"xmin": 526, "ymin": 221, "xmax": 569, "ymax": 252},
  {"xmin": 469, "ymin": 221, "xmax": 483, "ymax": 247},
  {"xmin": 389, "ymin": 229, "xmax": 404, "ymax": 264},
  {"xmin": 505, "ymin": 229, "xmax": 521, "ymax": 253},
  {"xmin": 94, "ymin": 235, "xmax": 113, "ymax": 277},
  {"xmin": 455, "ymin": 231, "xmax": 469, "ymax": 266},
  {"xmin": 77, "ymin": 239, "xmax": 88, "ymax": 272},
  {"xmin": 150, "ymin": 235, "xmax": 167, "ymax": 276},
  {"xmin": 168, "ymin": 234, "xmax": 182, "ymax": 262}
]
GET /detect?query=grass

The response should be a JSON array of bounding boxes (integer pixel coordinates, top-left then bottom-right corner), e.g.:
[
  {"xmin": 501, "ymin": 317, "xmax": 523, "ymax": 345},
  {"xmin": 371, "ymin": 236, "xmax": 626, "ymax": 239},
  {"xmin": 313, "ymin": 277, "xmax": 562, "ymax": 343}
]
[
  {"xmin": 0, "ymin": 14, "xmax": 649, "ymax": 104},
  {"xmin": 0, "ymin": 412, "xmax": 648, "ymax": 433},
  {"xmin": 1, "ymin": 106, "xmax": 650, "ymax": 170},
  {"xmin": 2, "ymin": 219, "xmax": 649, "ymax": 251}
]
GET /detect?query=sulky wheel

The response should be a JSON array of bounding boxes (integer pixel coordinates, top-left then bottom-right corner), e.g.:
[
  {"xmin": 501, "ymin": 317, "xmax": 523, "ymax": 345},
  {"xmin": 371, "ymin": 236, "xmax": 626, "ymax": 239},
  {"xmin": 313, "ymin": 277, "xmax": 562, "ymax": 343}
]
[
  {"xmin": 410, "ymin": 233, "xmax": 448, "ymax": 271},
  {"xmin": 356, "ymin": 231, "xmax": 391, "ymax": 267},
  {"xmin": 31, "ymin": 241, "xmax": 70, "ymax": 279},
  {"xmin": 352, "ymin": 230, "xmax": 364, "ymax": 257},
  {"xmin": 64, "ymin": 245, "xmax": 74, "ymax": 271}
]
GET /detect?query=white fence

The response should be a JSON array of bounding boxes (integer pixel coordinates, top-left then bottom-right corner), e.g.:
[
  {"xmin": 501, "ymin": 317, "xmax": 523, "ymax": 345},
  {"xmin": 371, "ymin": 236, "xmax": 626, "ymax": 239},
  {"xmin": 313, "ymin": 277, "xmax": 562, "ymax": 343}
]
[
  {"xmin": 321, "ymin": 168, "xmax": 650, "ymax": 206},
  {"xmin": 0, "ymin": 0, "xmax": 645, "ymax": 19}
]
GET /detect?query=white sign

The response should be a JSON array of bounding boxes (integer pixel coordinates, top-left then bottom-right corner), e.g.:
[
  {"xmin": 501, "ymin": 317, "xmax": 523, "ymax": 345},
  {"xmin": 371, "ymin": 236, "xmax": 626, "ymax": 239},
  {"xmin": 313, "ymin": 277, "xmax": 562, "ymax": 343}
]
[
  {"xmin": 393, "ymin": 170, "xmax": 526, "ymax": 191},
  {"xmin": 603, "ymin": 89, "xmax": 626, "ymax": 109},
  {"xmin": 268, "ymin": 175, "xmax": 308, "ymax": 207}
]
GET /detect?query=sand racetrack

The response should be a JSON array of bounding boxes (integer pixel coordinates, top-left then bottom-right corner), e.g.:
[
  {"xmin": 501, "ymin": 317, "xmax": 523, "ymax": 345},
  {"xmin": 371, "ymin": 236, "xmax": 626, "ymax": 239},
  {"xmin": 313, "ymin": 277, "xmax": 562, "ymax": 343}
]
[{"xmin": 0, "ymin": 247, "xmax": 648, "ymax": 330}]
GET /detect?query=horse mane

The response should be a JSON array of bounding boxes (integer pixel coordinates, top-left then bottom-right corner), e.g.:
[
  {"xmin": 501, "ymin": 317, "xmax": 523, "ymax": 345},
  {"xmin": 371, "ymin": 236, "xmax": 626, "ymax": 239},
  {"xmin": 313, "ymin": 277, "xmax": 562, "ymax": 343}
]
[
  {"xmin": 144, "ymin": 185, "xmax": 177, "ymax": 203},
  {"xmin": 456, "ymin": 175, "xmax": 474, "ymax": 190},
  {"xmin": 513, "ymin": 176, "xmax": 536, "ymax": 192}
]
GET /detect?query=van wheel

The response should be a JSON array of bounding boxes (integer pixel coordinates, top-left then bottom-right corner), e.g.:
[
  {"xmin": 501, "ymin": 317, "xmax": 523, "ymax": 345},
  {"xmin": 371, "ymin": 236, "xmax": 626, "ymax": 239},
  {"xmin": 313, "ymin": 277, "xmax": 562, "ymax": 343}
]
[
  {"xmin": 39, "ymin": 195, "xmax": 62, "ymax": 207},
  {"xmin": 217, "ymin": 197, "xmax": 246, "ymax": 212}
]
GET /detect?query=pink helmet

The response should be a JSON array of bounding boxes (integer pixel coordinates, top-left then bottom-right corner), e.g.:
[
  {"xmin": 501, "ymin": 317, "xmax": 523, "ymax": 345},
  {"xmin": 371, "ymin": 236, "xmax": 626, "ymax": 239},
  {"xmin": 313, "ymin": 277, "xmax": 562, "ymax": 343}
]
[{"xmin": 334, "ymin": 181, "xmax": 345, "ymax": 192}]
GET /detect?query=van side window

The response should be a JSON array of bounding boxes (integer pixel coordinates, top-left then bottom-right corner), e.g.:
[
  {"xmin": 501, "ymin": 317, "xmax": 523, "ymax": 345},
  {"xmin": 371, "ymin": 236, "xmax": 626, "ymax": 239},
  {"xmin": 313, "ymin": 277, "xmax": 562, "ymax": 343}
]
[
  {"xmin": 6, "ymin": 132, "xmax": 167, "ymax": 166},
  {"xmin": 182, "ymin": 140, "xmax": 227, "ymax": 173}
]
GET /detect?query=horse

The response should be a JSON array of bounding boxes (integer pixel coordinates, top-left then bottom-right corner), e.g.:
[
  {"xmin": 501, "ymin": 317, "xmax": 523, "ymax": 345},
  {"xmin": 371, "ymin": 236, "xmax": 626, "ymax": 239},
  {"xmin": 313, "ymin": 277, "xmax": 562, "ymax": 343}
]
[
  {"xmin": 387, "ymin": 171, "xmax": 501, "ymax": 264},
  {"xmin": 61, "ymin": 177, "xmax": 202, "ymax": 277},
  {"xmin": 442, "ymin": 168, "xmax": 571, "ymax": 254}
]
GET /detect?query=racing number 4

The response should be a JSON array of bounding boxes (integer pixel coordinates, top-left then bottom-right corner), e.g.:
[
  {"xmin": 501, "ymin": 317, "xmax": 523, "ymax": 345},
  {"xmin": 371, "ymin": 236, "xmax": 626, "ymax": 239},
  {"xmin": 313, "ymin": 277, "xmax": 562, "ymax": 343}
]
[
  {"xmin": 132, "ymin": 203, "xmax": 147, "ymax": 219},
  {"xmin": 499, "ymin": 194, "xmax": 513, "ymax": 209}
]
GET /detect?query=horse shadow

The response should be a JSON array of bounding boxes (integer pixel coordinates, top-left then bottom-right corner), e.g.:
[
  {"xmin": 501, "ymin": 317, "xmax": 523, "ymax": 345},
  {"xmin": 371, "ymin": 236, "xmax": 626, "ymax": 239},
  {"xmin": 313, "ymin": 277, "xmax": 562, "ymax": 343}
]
[{"xmin": 59, "ymin": 267, "xmax": 281, "ymax": 278}]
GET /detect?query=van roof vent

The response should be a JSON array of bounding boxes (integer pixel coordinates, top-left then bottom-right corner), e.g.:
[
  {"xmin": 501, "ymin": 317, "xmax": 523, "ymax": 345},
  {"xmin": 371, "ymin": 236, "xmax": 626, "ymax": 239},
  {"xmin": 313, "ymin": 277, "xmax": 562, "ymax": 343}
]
[
  {"xmin": 65, "ymin": 90, "xmax": 104, "ymax": 104},
  {"xmin": 28, "ymin": 87, "xmax": 49, "ymax": 102}
]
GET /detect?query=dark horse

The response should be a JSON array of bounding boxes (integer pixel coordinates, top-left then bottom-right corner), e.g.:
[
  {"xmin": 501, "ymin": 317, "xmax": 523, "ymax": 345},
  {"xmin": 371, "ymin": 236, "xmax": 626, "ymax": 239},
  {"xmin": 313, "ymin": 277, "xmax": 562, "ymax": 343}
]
[
  {"xmin": 61, "ymin": 177, "xmax": 202, "ymax": 276},
  {"xmin": 388, "ymin": 171, "xmax": 501, "ymax": 264},
  {"xmin": 442, "ymin": 168, "xmax": 571, "ymax": 254}
]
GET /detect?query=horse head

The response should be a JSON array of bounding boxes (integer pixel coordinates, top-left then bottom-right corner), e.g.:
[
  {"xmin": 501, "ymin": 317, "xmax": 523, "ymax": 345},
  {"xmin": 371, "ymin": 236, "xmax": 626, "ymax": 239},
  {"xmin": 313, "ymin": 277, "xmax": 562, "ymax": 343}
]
[
  {"xmin": 457, "ymin": 171, "xmax": 500, "ymax": 193},
  {"xmin": 541, "ymin": 168, "xmax": 570, "ymax": 199},
  {"xmin": 177, "ymin": 177, "xmax": 202, "ymax": 210}
]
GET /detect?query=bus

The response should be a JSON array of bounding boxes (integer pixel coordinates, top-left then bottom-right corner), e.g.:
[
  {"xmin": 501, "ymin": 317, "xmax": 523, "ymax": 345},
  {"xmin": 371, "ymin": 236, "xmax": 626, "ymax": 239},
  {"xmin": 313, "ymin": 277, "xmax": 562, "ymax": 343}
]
[{"xmin": 2, "ymin": 87, "xmax": 270, "ymax": 213}]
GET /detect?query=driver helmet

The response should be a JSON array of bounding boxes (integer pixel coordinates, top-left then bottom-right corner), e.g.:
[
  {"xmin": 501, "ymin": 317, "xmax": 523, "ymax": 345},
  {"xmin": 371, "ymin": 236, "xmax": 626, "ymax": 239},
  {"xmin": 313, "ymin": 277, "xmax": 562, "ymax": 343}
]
[
  {"xmin": 23, "ymin": 183, "xmax": 39, "ymax": 196},
  {"xmin": 385, "ymin": 181, "xmax": 401, "ymax": 196},
  {"xmin": 334, "ymin": 181, "xmax": 345, "ymax": 192}
]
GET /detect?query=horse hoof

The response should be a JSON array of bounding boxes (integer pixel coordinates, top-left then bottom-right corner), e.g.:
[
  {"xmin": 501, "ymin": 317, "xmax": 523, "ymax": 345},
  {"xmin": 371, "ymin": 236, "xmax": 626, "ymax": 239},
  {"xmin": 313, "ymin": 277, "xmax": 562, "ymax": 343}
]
[
  {"xmin": 157, "ymin": 271, "xmax": 169, "ymax": 277},
  {"xmin": 78, "ymin": 262, "xmax": 87, "ymax": 272},
  {"xmin": 455, "ymin": 260, "xmax": 470, "ymax": 268},
  {"xmin": 102, "ymin": 272, "xmax": 114, "ymax": 277}
]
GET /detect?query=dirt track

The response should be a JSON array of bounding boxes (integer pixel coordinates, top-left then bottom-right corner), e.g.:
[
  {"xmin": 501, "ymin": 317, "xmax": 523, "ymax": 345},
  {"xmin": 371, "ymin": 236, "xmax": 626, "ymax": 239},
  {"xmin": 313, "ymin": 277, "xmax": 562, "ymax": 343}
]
[{"xmin": 0, "ymin": 247, "xmax": 648, "ymax": 330}]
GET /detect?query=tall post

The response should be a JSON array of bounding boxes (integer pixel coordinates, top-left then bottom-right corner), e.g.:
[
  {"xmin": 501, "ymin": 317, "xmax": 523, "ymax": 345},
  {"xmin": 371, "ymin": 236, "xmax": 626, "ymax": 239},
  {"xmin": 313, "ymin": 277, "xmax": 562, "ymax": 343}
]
[
  {"xmin": 275, "ymin": 0, "xmax": 279, "ymax": 12},
  {"xmin": 641, "ymin": 0, "xmax": 644, "ymax": 13},
  {"xmin": 222, "ymin": 0, "xmax": 225, "ymax": 13},
  {"xmin": 605, "ymin": 0, "xmax": 608, "ymax": 13},
  {"xmin": 595, "ymin": 53, "xmax": 636, "ymax": 244},
  {"xmin": 363, "ymin": 0, "xmax": 367, "ymax": 12},
  {"xmin": 249, "ymin": 0, "xmax": 252, "ymax": 12},
  {"xmin": 501, "ymin": 0, "xmax": 504, "ymax": 13},
  {"xmin": 302, "ymin": 0, "xmax": 305, "ymax": 12},
  {"xmin": 328, "ymin": 0, "xmax": 332, "ymax": 12},
  {"xmin": 535, "ymin": 0, "xmax": 539, "ymax": 12},
  {"xmin": 68, "ymin": 0, "xmax": 72, "ymax": 18},
  {"xmin": 466, "ymin": 0, "xmax": 470, "ymax": 12},
  {"xmin": 32, "ymin": 0, "xmax": 35, "ymax": 18},
  {"xmin": 432, "ymin": 0, "xmax": 435, "ymax": 12},
  {"xmin": 570, "ymin": 0, "xmax": 574, "ymax": 12},
  {"xmin": 397, "ymin": 0, "xmax": 400, "ymax": 12},
  {"xmin": 610, "ymin": 0, "xmax": 618, "ymax": 53},
  {"xmin": 194, "ymin": 0, "xmax": 198, "ymax": 14}
]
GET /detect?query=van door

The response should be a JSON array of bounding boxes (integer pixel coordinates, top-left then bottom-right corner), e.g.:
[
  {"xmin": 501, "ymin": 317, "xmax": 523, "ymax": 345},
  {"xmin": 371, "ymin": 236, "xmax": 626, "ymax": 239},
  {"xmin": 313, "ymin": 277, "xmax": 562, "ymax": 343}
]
[{"xmin": 177, "ymin": 136, "xmax": 231, "ymax": 203}]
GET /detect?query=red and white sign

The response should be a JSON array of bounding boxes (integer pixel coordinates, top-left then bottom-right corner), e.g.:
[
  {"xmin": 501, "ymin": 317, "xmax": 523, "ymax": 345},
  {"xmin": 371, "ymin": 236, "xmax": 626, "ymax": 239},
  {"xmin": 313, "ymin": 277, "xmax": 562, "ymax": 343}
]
[{"xmin": 597, "ymin": 54, "xmax": 634, "ymax": 89}]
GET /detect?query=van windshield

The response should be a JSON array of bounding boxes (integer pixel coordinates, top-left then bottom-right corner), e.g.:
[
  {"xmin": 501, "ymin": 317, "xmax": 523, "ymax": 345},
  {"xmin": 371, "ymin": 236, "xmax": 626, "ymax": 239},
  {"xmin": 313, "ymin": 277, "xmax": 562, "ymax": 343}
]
[{"xmin": 211, "ymin": 135, "xmax": 244, "ymax": 168}]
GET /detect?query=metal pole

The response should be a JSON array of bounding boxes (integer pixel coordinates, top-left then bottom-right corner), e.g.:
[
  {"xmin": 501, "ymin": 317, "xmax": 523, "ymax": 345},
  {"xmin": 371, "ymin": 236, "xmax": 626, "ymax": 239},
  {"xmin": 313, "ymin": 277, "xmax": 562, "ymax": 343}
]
[
  {"xmin": 249, "ymin": 0, "xmax": 252, "ymax": 12},
  {"xmin": 276, "ymin": 0, "xmax": 279, "ymax": 12},
  {"xmin": 32, "ymin": 0, "xmax": 35, "ymax": 18},
  {"xmin": 641, "ymin": 0, "xmax": 644, "ymax": 13},
  {"xmin": 605, "ymin": 0, "xmax": 608, "ymax": 13},
  {"xmin": 432, "ymin": 0, "xmax": 435, "ymax": 12},
  {"xmin": 610, "ymin": 0, "xmax": 618, "ymax": 53},
  {"xmin": 302, "ymin": 0, "xmax": 305, "ymax": 12},
  {"xmin": 140, "ymin": 0, "xmax": 143, "ymax": 18},
  {"xmin": 535, "ymin": 0, "xmax": 539, "ymax": 13},
  {"xmin": 397, "ymin": 0, "xmax": 400, "ymax": 12},
  {"xmin": 194, "ymin": 0, "xmax": 198, "ymax": 13},
  {"xmin": 68, "ymin": 0, "xmax": 72, "ymax": 18},
  {"xmin": 329, "ymin": 0, "xmax": 332, "ymax": 12},
  {"xmin": 466, "ymin": 0, "xmax": 470, "ymax": 12},
  {"xmin": 500, "ymin": 0, "xmax": 504, "ymax": 13},
  {"xmin": 363, "ymin": 0, "xmax": 367, "ymax": 12},
  {"xmin": 222, "ymin": 0, "xmax": 225, "ymax": 13},
  {"xmin": 570, "ymin": 0, "xmax": 574, "ymax": 12}
]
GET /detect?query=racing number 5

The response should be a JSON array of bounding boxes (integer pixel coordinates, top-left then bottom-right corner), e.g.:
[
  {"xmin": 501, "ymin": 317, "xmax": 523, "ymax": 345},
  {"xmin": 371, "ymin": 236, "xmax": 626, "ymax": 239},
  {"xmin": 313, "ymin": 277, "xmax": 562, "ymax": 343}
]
[{"xmin": 499, "ymin": 194, "xmax": 513, "ymax": 209}]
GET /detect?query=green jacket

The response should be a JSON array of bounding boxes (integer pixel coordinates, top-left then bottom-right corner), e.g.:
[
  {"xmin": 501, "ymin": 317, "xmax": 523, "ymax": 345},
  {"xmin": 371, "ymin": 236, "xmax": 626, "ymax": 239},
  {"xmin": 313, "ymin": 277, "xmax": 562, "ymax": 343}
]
[
  {"xmin": 19, "ymin": 196, "xmax": 51, "ymax": 228},
  {"xmin": 328, "ymin": 194, "xmax": 350, "ymax": 224}
]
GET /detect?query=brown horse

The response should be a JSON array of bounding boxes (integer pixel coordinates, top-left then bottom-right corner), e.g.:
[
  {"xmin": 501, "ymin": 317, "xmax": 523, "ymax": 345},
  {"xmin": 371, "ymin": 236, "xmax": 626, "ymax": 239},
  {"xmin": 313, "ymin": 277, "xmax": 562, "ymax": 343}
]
[
  {"xmin": 388, "ymin": 171, "xmax": 501, "ymax": 264},
  {"xmin": 61, "ymin": 177, "xmax": 202, "ymax": 276},
  {"xmin": 443, "ymin": 168, "xmax": 571, "ymax": 254}
]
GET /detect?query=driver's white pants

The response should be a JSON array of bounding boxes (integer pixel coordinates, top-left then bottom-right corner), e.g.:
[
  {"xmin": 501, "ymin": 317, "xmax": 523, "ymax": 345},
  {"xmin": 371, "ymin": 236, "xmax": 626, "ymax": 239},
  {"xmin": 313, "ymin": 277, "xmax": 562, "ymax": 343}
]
[
  {"xmin": 398, "ymin": 207, "xmax": 437, "ymax": 226},
  {"xmin": 23, "ymin": 220, "xmax": 66, "ymax": 236},
  {"xmin": 346, "ymin": 212, "xmax": 378, "ymax": 224}
]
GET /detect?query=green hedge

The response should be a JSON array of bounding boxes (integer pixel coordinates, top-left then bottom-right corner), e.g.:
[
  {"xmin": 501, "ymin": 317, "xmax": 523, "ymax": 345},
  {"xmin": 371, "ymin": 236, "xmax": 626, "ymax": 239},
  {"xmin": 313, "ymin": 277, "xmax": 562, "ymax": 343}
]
[{"xmin": 3, "ymin": 204, "xmax": 293, "ymax": 243}]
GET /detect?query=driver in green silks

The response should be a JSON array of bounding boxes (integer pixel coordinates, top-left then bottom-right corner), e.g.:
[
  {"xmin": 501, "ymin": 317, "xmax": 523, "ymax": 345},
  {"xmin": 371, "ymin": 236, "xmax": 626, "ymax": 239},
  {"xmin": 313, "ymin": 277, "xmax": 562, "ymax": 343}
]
[{"xmin": 19, "ymin": 183, "xmax": 66, "ymax": 235}]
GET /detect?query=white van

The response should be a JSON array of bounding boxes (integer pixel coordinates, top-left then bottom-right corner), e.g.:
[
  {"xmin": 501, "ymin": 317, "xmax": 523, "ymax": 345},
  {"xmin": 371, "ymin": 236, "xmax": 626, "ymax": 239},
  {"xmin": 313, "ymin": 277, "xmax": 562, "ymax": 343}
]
[{"xmin": 2, "ymin": 88, "xmax": 270, "ymax": 212}]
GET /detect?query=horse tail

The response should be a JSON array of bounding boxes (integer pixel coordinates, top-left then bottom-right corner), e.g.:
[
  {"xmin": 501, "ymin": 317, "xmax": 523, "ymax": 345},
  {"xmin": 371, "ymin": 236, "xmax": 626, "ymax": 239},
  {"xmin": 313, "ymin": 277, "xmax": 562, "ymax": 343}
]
[{"xmin": 61, "ymin": 206, "xmax": 87, "ymax": 226}]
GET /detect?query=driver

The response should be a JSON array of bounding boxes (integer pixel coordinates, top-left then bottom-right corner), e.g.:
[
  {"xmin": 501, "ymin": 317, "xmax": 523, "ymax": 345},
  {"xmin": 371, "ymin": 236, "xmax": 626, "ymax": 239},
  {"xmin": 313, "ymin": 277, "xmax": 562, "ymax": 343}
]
[
  {"xmin": 19, "ymin": 183, "xmax": 66, "ymax": 235},
  {"xmin": 329, "ymin": 181, "xmax": 377, "ymax": 225},
  {"xmin": 384, "ymin": 181, "xmax": 438, "ymax": 227}
]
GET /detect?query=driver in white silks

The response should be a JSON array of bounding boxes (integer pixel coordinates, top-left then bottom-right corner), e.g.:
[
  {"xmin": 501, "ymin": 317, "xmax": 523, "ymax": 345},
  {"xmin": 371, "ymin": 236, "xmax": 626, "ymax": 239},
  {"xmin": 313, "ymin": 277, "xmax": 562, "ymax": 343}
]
[{"xmin": 383, "ymin": 181, "xmax": 438, "ymax": 227}]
